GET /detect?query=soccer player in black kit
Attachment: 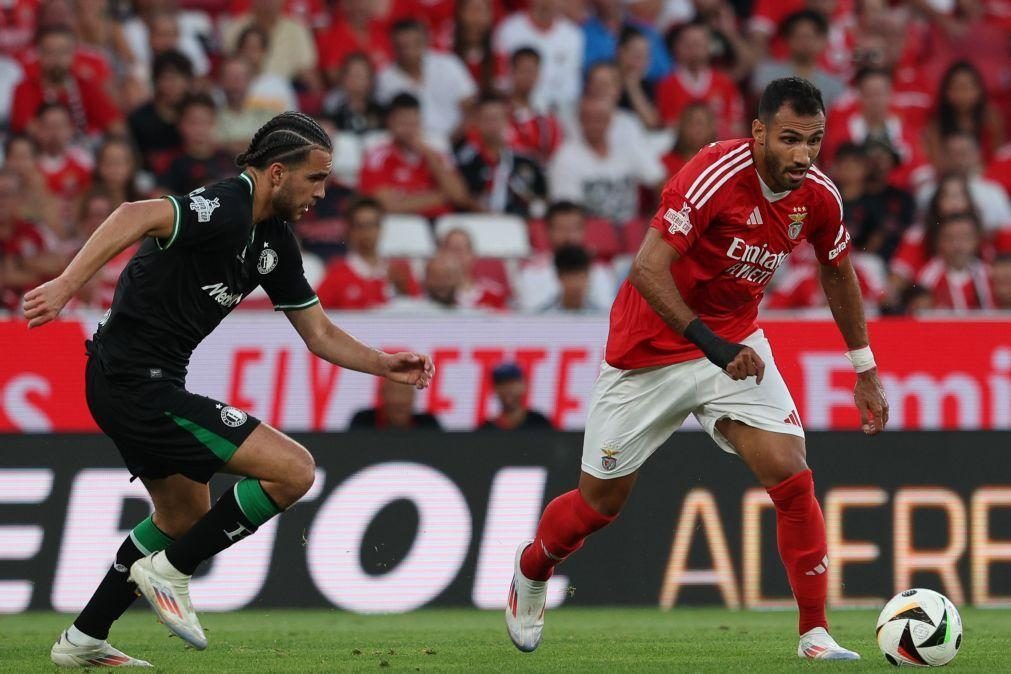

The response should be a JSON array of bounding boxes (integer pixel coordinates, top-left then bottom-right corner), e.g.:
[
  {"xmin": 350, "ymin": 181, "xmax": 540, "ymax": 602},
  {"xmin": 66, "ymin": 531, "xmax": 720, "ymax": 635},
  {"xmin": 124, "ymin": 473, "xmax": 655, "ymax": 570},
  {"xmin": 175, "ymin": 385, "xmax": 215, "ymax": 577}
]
[{"xmin": 24, "ymin": 112, "xmax": 435, "ymax": 668}]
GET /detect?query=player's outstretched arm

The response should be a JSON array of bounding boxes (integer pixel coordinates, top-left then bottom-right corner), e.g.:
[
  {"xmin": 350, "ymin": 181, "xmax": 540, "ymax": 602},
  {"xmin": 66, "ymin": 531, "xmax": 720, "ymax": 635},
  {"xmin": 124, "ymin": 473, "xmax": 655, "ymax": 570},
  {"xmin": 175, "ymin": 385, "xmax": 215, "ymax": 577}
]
[
  {"xmin": 285, "ymin": 303, "xmax": 435, "ymax": 389},
  {"xmin": 629, "ymin": 228, "xmax": 764, "ymax": 382},
  {"xmin": 819, "ymin": 258, "xmax": 889, "ymax": 434},
  {"xmin": 22, "ymin": 199, "xmax": 175, "ymax": 328}
]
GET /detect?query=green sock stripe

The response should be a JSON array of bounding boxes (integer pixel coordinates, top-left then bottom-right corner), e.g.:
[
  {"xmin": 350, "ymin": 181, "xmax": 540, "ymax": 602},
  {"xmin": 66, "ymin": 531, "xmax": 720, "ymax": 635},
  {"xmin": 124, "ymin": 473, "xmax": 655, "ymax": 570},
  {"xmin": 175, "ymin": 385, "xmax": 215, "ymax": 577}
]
[
  {"xmin": 165, "ymin": 412, "xmax": 239, "ymax": 462},
  {"xmin": 130, "ymin": 516, "xmax": 174, "ymax": 556},
  {"xmin": 234, "ymin": 478, "xmax": 281, "ymax": 526}
]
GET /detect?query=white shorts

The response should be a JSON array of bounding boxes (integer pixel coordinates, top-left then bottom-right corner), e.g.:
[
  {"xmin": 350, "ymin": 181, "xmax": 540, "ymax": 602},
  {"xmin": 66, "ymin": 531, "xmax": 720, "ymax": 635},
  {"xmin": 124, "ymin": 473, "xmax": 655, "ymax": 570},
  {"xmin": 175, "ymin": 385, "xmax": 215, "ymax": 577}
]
[{"xmin": 582, "ymin": 329, "xmax": 804, "ymax": 479}]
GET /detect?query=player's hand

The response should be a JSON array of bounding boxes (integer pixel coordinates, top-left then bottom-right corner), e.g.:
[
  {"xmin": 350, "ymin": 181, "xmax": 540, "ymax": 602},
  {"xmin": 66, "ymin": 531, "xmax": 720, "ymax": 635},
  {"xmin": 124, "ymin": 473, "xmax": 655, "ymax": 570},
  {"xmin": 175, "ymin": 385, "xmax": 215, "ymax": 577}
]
[
  {"xmin": 381, "ymin": 352, "xmax": 435, "ymax": 390},
  {"xmin": 854, "ymin": 369, "xmax": 889, "ymax": 435},
  {"xmin": 22, "ymin": 277, "xmax": 73, "ymax": 328},
  {"xmin": 724, "ymin": 346, "xmax": 765, "ymax": 384}
]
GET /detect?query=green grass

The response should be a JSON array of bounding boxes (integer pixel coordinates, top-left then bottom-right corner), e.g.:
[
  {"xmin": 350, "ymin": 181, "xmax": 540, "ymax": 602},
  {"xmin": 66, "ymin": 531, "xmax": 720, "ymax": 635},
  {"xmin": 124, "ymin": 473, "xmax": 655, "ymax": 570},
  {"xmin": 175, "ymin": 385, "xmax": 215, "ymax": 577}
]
[{"xmin": 1, "ymin": 608, "xmax": 1007, "ymax": 672}]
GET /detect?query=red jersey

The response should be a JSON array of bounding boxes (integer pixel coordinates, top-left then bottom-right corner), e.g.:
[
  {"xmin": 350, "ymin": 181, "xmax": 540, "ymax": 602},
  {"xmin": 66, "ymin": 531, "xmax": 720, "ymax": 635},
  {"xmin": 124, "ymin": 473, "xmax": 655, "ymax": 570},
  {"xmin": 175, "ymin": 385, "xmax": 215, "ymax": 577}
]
[
  {"xmin": 916, "ymin": 258, "xmax": 994, "ymax": 311},
  {"xmin": 0, "ymin": 219, "xmax": 46, "ymax": 311},
  {"xmin": 606, "ymin": 139, "xmax": 850, "ymax": 369},
  {"xmin": 316, "ymin": 17, "xmax": 393, "ymax": 72},
  {"xmin": 38, "ymin": 148, "xmax": 93, "ymax": 200},
  {"xmin": 358, "ymin": 142, "xmax": 454, "ymax": 219},
  {"xmin": 507, "ymin": 104, "xmax": 563, "ymax": 164},
  {"xmin": 315, "ymin": 253, "xmax": 419, "ymax": 310},
  {"xmin": 0, "ymin": 0, "xmax": 37, "ymax": 57},
  {"xmin": 10, "ymin": 76, "xmax": 121, "ymax": 135},
  {"xmin": 656, "ymin": 68, "xmax": 744, "ymax": 140}
]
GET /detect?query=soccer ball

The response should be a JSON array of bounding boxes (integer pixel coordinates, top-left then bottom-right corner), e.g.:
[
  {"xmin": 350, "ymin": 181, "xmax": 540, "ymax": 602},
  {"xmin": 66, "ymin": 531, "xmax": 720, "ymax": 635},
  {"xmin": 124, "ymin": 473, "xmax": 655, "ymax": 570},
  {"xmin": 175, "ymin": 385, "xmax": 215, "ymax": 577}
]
[{"xmin": 876, "ymin": 588, "xmax": 963, "ymax": 667}]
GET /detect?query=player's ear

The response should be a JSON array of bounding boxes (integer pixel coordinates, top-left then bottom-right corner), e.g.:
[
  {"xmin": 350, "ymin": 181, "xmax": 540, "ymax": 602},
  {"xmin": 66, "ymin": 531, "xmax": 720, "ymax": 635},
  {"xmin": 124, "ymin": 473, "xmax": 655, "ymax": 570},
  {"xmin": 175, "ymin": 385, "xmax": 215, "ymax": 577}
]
[
  {"xmin": 268, "ymin": 162, "xmax": 286, "ymax": 188},
  {"xmin": 752, "ymin": 118, "xmax": 765, "ymax": 145}
]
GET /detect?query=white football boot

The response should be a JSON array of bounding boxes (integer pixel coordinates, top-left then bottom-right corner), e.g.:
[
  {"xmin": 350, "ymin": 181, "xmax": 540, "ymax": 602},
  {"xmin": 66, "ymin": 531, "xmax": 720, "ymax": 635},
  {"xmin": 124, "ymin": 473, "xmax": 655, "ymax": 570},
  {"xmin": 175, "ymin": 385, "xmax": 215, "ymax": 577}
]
[
  {"xmin": 798, "ymin": 626, "xmax": 861, "ymax": 660},
  {"xmin": 50, "ymin": 629, "xmax": 152, "ymax": 667},
  {"xmin": 505, "ymin": 540, "xmax": 547, "ymax": 653},
  {"xmin": 129, "ymin": 551, "xmax": 207, "ymax": 650}
]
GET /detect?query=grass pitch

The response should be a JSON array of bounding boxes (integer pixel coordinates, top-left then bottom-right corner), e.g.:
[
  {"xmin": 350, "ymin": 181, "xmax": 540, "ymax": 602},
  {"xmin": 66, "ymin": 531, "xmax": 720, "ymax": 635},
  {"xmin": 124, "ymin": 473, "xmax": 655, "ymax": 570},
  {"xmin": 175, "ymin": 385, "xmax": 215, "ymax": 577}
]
[{"xmin": 1, "ymin": 608, "xmax": 1008, "ymax": 672}]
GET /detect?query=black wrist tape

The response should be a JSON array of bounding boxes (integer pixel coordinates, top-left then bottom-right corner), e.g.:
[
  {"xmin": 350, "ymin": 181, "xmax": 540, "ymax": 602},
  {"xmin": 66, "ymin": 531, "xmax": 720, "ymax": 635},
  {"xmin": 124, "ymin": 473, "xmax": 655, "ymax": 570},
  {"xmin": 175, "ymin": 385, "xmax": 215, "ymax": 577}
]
[{"xmin": 683, "ymin": 318, "xmax": 744, "ymax": 369}]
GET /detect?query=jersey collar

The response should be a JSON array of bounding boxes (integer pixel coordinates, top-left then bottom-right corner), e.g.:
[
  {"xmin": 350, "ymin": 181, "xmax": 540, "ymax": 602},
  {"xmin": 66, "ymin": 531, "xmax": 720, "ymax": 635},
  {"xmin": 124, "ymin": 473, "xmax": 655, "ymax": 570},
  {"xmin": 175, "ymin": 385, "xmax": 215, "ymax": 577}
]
[{"xmin": 239, "ymin": 171, "xmax": 254, "ymax": 195}]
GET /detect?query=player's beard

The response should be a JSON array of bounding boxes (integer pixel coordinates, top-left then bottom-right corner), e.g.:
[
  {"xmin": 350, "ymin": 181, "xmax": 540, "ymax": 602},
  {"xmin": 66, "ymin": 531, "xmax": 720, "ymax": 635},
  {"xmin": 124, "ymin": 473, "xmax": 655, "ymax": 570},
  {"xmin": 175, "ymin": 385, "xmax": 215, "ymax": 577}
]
[
  {"xmin": 273, "ymin": 181, "xmax": 306, "ymax": 221},
  {"xmin": 767, "ymin": 152, "xmax": 807, "ymax": 191}
]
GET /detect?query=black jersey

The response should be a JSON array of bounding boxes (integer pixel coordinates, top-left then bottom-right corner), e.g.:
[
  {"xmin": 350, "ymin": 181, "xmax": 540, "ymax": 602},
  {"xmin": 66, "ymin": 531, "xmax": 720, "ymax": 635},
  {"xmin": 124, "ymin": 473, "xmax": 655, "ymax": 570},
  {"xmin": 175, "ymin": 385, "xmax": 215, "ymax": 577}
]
[{"xmin": 91, "ymin": 172, "xmax": 318, "ymax": 382}]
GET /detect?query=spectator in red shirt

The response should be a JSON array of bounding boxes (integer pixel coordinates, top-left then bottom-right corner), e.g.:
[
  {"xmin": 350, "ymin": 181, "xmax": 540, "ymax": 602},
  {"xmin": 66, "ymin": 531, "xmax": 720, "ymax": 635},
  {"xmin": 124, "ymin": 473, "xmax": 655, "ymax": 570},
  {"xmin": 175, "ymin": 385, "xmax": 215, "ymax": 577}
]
[
  {"xmin": 358, "ymin": 92, "xmax": 471, "ymax": 219},
  {"xmin": 315, "ymin": 196, "xmax": 419, "ymax": 310},
  {"xmin": 33, "ymin": 102, "xmax": 93, "ymax": 204},
  {"xmin": 317, "ymin": 0, "xmax": 392, "ymax": 85},
  {"xmin": 986, "ymin": 143, "xmax": 1011, "ymax": 196},
  {"xmin": 661, "ymin": 101, "xmax": 716, "ymax": 178},
  {"xmin": 656, "ymin": 21, "xmax": 744, "ymax": 140},
  {"xmin": 914, "ymin": 212, "xmax": 994, "ymax": 312},
  {"xmin": 0, "ymin": 169, "xmax": 60, "ymax": 312},
  {"xmin": 924, "ymin": 61, "xmax": 1006, "ymax": 166},
  {"xmin": 822, "ymin": 67, "xmax": 926, "ymax": 184},
  {"xmin": 67, "ymin": 187, "xmax": 136, "ymax": 310},
  {"xmin": 0, "ymin": 0, "xmax": 38, "ymax": 58},
  {"xmin": 10, "ymin": 25, "xmax": 123, "ymax": 137},
  {"xmin": 992, "ymin": 254, "xmax": 1011, "ymax": 309},
  {"xmin": 158, "ymin": 93, "xmax": 234, "ymax": 195},
  {"xmin": 447, "ymin": 0, "xmax": 505, "ymax": 95},
  {"xmin": 438, "ymin": 227, "xmax": 509, "ymax": 310},
  {"xmin": 2, "ymin": 134, "xmax": 61, "ymax": 233},
  {"xmin": 504, "ymin": 47, "xmax": 563, "ymax": 166}
]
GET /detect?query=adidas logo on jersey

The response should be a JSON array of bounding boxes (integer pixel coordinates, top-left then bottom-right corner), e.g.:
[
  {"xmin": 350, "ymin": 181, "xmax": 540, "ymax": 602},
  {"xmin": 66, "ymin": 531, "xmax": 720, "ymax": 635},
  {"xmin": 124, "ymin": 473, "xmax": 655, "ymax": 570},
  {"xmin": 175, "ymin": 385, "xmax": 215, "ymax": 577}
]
[
  {"xmin": 783, "ymin": 410, "xmax": 802, "ymax": 427},
  {"xmin": 745, "ymin": 206, "xmax": 764, "ymax": 227}
]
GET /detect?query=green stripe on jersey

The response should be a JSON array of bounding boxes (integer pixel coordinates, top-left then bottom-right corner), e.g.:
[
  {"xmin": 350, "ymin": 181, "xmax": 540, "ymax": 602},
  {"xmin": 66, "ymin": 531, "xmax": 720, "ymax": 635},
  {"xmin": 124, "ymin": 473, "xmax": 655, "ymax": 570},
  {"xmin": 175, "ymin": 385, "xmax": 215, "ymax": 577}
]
[
  {"xmin": 239, "ymin": 172, "xmax": 254, "ymax": 195},
  {"xmin": 129, "ymin": 515, "xmax": 173, "ymax": 556},
  {"xmin": 234, "ymin": 478, "xmax": 281, "ymax": 526},
  {"xmin": 274, "ymin": 296, "xmax": 319, "ymax": 312},
  {"xmin": 165, "ymin": 412, "xmax": 239, "ymax": 462},
  {"xmin": 156, "ymin": 196, "xmax": 182, "ymax": 250}
]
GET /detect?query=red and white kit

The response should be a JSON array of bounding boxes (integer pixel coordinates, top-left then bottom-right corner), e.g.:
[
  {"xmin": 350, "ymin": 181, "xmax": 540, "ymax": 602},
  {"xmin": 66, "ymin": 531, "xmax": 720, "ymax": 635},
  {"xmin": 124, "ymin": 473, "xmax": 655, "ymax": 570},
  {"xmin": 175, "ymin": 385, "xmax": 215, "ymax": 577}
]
[{"xmin": 584, "ymin": 139, "xmax": 851, "ymax": 478}]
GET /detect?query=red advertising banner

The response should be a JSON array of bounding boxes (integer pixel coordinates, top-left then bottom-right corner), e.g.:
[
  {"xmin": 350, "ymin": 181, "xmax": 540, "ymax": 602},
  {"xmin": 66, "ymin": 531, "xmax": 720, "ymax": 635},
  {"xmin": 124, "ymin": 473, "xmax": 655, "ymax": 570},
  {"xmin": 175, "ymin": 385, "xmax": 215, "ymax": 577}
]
[{"xmin": 1, "ymin": 315, "xmax": 1009, "ymax": 432}]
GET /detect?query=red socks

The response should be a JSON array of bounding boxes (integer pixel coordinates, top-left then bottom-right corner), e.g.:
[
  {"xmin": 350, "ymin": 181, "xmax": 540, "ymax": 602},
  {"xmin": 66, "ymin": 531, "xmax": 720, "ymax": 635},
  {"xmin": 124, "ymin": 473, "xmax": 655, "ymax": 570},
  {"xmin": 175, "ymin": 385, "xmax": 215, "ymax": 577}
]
[
  {"xmin": 520, "ymin": 489, "xmax": 616, "ymax": 581},
  {"xmin": 768, "ymin": 469, "xmax": 829, "ymax": 634}
]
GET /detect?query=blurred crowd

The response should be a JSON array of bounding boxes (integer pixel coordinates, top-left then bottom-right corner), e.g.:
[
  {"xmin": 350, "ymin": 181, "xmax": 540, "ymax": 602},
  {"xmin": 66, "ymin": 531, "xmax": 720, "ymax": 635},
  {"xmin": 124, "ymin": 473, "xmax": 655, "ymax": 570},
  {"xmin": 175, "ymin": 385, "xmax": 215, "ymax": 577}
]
[{"xmin": 1, "ymin": 0, "xmax": 1010, "ymax": 317}]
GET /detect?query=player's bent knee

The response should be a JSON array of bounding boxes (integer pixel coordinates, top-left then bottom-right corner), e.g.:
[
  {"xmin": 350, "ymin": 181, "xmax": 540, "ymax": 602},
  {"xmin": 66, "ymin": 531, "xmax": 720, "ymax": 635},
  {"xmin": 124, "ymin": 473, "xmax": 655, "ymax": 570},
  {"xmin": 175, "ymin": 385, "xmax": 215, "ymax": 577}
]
[{"xmin": 274, "ymin": 442, "xmax": 315, "ymax": 504}]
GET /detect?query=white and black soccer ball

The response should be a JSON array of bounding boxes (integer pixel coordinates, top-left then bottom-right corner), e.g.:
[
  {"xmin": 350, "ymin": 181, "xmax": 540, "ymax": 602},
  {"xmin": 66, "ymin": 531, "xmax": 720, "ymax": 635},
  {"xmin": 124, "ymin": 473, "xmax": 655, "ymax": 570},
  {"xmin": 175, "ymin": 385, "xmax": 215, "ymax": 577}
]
[{"xmin": 876, "ymin": 588, "xmax": 963, "ymax": 667}]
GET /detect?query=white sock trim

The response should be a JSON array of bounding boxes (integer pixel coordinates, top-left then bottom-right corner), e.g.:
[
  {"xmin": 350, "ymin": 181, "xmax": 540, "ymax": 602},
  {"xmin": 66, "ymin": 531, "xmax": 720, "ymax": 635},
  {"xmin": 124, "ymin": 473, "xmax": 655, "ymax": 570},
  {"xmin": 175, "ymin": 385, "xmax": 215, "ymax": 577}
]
[{"xmin": 67, "ymin": 624, "xmax": 102, "ymax": 646}]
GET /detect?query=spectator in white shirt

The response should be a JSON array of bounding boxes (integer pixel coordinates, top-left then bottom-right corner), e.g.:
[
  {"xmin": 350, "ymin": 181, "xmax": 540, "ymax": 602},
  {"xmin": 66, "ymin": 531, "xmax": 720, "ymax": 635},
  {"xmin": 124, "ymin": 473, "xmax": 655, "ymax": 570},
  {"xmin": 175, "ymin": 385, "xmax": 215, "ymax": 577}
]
[
  {"xmin": 548, "ymin": 96, "xmax": 664, "ymax": 226},
  {"xmin": 517, "ymin": 200, "xmax": 616, "ymax": 312},
  {"xmin": 377, "ymin": 19, "xmax": 477, "ymax": 144},
  {"xmin": 494, "ymin": 0, "xmax": 584, "ymax": 112}
]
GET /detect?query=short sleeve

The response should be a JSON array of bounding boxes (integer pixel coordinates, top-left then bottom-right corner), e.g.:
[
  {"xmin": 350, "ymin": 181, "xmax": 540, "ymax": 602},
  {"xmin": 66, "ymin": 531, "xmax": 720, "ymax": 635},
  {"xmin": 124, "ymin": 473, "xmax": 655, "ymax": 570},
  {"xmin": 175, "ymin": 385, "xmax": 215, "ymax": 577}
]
[
  {"xmin": 649, "ymin": 142, "xmax": 745, "ymax": 255},
  {"xmin": 158, "ymin": 181, "xmax": 249, "ymax": 251},
  {"xmin": 258, "ymin": 225, "xmax": 319, "ymax": 312},
  {"xmin": 805, "ymin": 170, "xmax": 851, "ymax": 266}
]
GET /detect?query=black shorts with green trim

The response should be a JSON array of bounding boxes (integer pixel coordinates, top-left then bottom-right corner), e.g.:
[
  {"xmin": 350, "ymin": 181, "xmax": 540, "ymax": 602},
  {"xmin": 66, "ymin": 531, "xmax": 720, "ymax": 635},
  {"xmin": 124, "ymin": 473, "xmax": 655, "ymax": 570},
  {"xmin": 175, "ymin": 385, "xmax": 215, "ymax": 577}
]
[{"xmin": 85, "ymin": 355, "xmax": 261, "ymax": 483}]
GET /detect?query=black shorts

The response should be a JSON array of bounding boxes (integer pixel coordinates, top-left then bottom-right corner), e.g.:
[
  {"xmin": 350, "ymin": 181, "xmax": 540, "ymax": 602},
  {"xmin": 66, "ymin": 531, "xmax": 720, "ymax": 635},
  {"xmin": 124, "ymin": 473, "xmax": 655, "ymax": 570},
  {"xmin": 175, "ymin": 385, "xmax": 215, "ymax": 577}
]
[{"xmin": 85, "ymin": 355, "xmax": 262, "ymax": 483}]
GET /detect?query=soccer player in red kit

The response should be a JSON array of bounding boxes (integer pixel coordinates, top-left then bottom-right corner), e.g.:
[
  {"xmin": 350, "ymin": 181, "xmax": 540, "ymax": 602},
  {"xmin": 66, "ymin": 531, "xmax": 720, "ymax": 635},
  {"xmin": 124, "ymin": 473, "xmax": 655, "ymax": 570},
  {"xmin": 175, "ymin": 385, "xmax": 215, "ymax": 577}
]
[{"xmin": 506, "ymin": 77, "xmax": 890, "ymax": 661}]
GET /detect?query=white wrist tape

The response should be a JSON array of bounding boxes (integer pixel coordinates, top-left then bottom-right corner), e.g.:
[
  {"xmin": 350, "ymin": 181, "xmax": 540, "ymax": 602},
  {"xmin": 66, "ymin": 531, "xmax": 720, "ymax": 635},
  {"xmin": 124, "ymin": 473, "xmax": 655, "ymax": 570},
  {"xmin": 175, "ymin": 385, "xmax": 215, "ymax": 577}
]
[{"xmin": 845, "ymin": 346, "xmax": 876, "ymax": 373}]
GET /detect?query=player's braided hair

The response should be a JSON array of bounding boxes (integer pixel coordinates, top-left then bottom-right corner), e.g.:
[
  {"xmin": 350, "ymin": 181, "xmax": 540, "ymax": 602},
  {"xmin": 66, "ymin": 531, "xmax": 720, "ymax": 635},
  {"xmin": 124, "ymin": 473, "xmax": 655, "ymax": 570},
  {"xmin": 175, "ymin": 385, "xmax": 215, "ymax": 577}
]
[{"xmin": 235, "ymin": 111, "xmax": 332, "ymax": 169}]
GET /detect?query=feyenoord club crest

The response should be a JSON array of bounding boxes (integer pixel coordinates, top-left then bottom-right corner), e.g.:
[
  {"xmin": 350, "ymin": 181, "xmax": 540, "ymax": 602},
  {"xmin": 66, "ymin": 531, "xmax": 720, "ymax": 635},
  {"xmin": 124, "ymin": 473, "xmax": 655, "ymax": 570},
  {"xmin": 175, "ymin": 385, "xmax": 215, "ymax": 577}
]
[
  {"xmin": 258, "ymin": 245, "xmax": 278, "ymax": 275},
  {"xmin": 787, "ymin": 207, "xmax": 807, "ymax": 239},
  {"xmin": 600, "ymin": 446, "xmax": 620, "ymax": 472},
  {"xmin": 220, "ymin": 406, "xmax": 248, "ymax": 427}
]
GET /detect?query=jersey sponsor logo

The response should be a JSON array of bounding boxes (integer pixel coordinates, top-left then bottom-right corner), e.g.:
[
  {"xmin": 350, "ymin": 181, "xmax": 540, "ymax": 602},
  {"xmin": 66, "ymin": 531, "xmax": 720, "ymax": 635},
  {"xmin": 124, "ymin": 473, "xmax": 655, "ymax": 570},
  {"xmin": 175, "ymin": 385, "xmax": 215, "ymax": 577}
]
[
  {"xmin": 787, "ymin": 207, "xmax": 807, "ymax": 240},
  {"xmin": 724, "ymin": 237, "xmax": 789, "ymax": 285},
  {"xmin": 827, "ymin": 225, "xmax": 850, "ymax": 260},
  {"xmin": 188, "ymin": 187, "xmax": 206, "ymax": 196},
  {"xmin": 202, "ymin": 282, "xmax": 243, "ymax": 308},
  {"xmin": 664, "ymin": 204, "xmax": 692, "ymax": 236},
  {"xmin": 258, "ymin": 245, "xmax": 278, "ymax": 275},
  {"xmin": 220, "ymin": 405, "xmax": 248, "ymax": 427},
  {"xmin": 189, "ymin": 195, "xmax": 221, "ymax": 223}
]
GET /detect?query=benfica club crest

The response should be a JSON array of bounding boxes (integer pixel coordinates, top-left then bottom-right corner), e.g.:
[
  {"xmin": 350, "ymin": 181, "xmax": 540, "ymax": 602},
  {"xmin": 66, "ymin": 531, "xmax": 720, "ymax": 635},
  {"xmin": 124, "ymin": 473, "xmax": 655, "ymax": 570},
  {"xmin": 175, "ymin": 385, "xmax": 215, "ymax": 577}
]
[
  {"xmin": 600, "ymin": 446, "xmax": 621, "ymax": 472},
  {"xmin": 787, "ymin": 207, "xmax": 807, "ymax": 239}
]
